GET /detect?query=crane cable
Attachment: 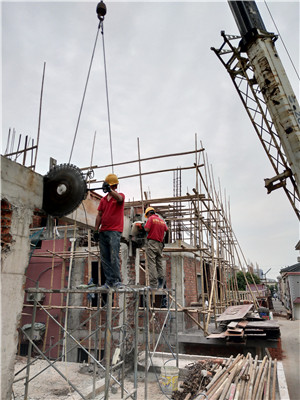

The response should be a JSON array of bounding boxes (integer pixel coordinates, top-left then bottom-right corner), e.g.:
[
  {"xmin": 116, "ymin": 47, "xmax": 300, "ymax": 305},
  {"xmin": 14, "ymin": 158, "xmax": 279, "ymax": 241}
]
[
  {"xmin": 69, "ymin": 11, "xmax": 115, "ymax": 173},
  {"xmin": 101, "ymin": 20, "xmax": 114, "ymax": 173},
  {"xmin": 68, "ymin": 24, "xmax": 101, "ymax": 164},
  {"xmin": 264, "ymin": 0, "xmax": 300, "ymax": 81}
]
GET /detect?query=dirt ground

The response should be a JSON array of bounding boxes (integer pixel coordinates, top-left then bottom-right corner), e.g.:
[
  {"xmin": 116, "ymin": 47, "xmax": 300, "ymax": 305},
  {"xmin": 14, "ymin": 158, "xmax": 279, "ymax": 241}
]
[{"xmin": 12, "ymin": 356, "xmax": 172, "ymax": 399}]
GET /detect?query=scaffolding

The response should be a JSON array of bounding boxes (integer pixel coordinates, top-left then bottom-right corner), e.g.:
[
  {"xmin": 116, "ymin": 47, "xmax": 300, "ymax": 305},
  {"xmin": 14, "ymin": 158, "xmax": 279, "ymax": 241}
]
[
  {"xmin": 15, "ymin": 285, "xmax": 178, "ymax": 400},
  {"xmin": 14, "ymin": 137, "xmax": 263, "ymax": 399}
]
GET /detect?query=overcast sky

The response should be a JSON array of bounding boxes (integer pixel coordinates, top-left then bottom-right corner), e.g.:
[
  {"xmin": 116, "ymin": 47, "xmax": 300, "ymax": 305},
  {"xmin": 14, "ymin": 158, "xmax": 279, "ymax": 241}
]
[{"xmin": 2, "ymin": 0, "xmax": 299, "ymax": 279}]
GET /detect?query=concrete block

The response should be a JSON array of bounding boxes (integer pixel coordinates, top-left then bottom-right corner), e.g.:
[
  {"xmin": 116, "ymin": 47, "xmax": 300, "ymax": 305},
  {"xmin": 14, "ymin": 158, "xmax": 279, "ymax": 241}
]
[{"xmin": 1, "ymin": 156, "xmax": 43, "ymax": 209}]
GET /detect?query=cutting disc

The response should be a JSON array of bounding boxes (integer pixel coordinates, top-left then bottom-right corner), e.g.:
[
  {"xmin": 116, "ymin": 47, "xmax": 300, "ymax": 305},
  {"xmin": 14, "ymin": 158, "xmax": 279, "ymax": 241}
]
[{"xmin": 43, "ymin": 164, "xmax": 87, "ymax": 217}]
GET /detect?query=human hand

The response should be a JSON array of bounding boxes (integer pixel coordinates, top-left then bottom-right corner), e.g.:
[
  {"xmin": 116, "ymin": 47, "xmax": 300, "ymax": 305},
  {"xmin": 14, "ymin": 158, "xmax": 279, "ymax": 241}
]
[
  {"xmin": 102, "ymin": 181, "xmax": 112, "ymax": 193},
  {"xmin": 93, "ymin": 231, "xmax": 100, "ymax": 242}
]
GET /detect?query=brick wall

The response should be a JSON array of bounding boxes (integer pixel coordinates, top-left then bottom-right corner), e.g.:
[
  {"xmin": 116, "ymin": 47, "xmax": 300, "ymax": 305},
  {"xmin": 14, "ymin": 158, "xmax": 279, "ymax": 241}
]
[
  {"xmin": 1, "ymin": 199, "xmax": 13, "ymax": 249},
  {"xmin": 184, "ymin": 256, "xmax": 198, "ymax": 306},
  {"xmin": 268, "ymin": 338, "xmax": 283, "ymax": 360}
]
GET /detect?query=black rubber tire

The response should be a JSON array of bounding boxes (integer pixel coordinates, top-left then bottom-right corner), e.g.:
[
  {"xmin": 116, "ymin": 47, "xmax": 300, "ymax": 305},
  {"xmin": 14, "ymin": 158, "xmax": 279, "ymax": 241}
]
[{"xmin": 43, "ymin": 164, "xmax": 87, "ymax": 217}]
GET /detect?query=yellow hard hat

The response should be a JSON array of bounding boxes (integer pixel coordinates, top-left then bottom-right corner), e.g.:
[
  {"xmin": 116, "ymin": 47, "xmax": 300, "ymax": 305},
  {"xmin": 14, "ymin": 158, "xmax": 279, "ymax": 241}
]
[
  {"xmin": 105, "ymin": 174, "xmax": 119, "ymax": 186},
  {"xmin": 145, "ymin": 207, "xmax": 155, "ymax": 218}
]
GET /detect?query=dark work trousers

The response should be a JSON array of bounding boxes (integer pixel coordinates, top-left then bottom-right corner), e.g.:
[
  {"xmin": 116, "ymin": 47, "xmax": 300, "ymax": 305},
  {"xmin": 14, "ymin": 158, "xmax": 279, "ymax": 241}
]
[
  {"xmin": 145, "ymin": 239, "xmax": 164, "ymax": 288},
  {"xmin": 99, "ymin": 231, "xmax": 122, "ymax": 286}
]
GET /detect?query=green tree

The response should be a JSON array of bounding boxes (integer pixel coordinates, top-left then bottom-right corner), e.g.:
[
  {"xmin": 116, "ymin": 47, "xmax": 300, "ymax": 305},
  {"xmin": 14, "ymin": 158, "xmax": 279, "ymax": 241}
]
[
  {"xmin": 245, "ymin": 272, "xmax": 261, "ymax": 285},
  {"xmin": 232, "ymin": 271, "xmax": 261, "ymax": 291}
]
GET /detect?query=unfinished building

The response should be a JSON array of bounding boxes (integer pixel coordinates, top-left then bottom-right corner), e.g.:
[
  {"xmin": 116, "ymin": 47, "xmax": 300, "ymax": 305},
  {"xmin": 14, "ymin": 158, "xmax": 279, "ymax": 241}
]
[{"xmin": 1, "ymin": 137, "xmax": 283, "ymax": 400}]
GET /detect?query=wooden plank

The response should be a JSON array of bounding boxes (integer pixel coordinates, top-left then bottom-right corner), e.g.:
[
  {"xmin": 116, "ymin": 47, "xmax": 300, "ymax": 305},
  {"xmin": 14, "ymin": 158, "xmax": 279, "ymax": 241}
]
[
  {"xmin": 206, "ymin": 332, "xmax": 227, "ymax": 339},
  {"xmin": 216, "ymin": 304, "xmax": 254, "ymax": 321},
  {"xmin": 237, "ymin": 320, "xmax": 248, "ymax": 328},
  {"xmin": 227, "ymin": 328, "xmax": 243, "ymax": 334},
  {"xmin": 246, "ymin": 321, "xmax": 280, "ymax": 329},
  {"xmin": 227, "ymin": 321, "xmax": 238, "ymax": 329}
]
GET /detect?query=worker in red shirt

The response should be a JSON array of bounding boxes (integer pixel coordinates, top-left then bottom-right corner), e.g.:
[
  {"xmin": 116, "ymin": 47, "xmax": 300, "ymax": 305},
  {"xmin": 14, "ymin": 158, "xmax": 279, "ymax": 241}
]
[
  {"xmin": 94, "ymin": 174, "xmax": 125, "ymax": 289},
  {"xmin": 144, "ymin": 207, "xmax": 168, "ymax": 289}
]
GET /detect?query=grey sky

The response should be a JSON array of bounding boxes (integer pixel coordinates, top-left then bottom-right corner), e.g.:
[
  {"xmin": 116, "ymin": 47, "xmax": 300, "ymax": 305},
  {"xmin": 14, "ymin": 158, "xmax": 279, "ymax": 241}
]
[{"xmin": 2, "ymin": 1, "xmax": 299, "ymax": 279}]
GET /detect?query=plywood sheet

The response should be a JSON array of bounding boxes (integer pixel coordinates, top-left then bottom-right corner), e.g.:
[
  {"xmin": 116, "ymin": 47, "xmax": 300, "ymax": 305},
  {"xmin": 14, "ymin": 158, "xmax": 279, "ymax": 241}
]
[{"xmin": 216, "ymin": 304, "xmax": 253, "ymax": 322}]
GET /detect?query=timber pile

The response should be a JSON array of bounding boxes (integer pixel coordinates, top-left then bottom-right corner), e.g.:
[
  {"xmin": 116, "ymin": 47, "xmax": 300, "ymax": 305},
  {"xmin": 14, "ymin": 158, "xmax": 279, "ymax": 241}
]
[
  {"xmin": 207, "ymin": 318, "xmax": 280, "ymax": 342},
  {"xmin": 171, "ymin": 353, "xmax": 277, "ymax": 400}
]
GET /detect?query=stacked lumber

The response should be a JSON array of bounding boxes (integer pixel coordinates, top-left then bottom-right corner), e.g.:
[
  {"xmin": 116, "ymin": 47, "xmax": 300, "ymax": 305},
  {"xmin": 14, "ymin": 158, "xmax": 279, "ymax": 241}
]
[
  {"xmin": 244, "ymin": 321, "xmax": 280, "ymax": 339},
  {"xmin": 172, "ymin": 353, "xmax": 277, "ymax": 400},
  {"xmin": 207, "ymin": 318, "xmax": 280, "ymax": 341}
]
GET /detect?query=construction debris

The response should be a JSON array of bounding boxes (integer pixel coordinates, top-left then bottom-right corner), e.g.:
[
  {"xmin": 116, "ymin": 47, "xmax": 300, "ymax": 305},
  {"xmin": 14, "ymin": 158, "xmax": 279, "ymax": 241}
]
[
  {"xmin": 171, "ymin": 353, "xmax": 277, "ymax": 400},
  {"xmin": 216, "ymin": 304, "xmax": 254, "ymax": 322},
  {"xmin": 207, "ymin": 305, "xmax": 280, "ymax": 343}
]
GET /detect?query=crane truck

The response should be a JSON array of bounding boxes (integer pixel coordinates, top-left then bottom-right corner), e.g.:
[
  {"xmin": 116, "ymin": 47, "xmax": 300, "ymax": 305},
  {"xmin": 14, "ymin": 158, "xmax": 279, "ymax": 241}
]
[{"xmin": 212, "ymin": 0, "xmax": 300, "ymax": 220}]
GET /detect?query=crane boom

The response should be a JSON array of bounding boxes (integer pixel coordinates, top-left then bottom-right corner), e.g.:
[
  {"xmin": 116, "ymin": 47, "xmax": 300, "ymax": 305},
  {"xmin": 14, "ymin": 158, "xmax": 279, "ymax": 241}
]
[
  {"xmin": 228, "ymin": 1, "xmax": 300, "ymax": 190},
  {"xmin": 212, "ymin": 1, "xmax": 300, "ymax": 219}
]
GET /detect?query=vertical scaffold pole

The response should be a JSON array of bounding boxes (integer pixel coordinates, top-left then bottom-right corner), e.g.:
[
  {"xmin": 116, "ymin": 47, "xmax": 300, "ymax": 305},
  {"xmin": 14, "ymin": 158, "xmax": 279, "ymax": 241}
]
[
  {"xmin": 133, "ymin": 290, "xmax": 139, "ymax": 400},
  {"xmin": 175, "ymin": 285, "xmax": 179, "ymax": 368},
  {"xmin": 104, "ymin": 289, "xmax": 113, "ymax": 398},
  {"xmin": 93, "ymin": 293, "xmax": 100, "ymax": 398},
  {"xmin": 24, "ymin": 283, "xmax": 39, "ymax": 400},
  {"xmin": 144, "ymin": 288, "xmax": 149, "ymax": 400},
  {"xmin": 121, "ymin": 292, "xmax": 126, "ymax": 398}
]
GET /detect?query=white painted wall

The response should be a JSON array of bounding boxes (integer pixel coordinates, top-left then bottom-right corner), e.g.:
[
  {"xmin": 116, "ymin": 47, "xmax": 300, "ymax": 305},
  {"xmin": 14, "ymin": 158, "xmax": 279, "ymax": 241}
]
[{"xmin": 1, "ymin": 156, "xmax": 43, "ymax": 400}]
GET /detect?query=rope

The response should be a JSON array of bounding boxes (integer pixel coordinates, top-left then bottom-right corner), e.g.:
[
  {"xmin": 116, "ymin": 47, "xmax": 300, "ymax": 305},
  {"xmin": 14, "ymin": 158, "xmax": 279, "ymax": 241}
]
[
  {"xmin": 101, "ymin": 21, "xmax": 114, "ymax": 173},
  {"xmin": 69, "ymin": 18, "xmax": 115, "ymax": 173},
  {"xmin": 264, "ymin": 0, "xmax": 300, "ymax": 81},
  {"xmin": 68, "ymin": 25, "xmax": 101, "ymax": 164}
]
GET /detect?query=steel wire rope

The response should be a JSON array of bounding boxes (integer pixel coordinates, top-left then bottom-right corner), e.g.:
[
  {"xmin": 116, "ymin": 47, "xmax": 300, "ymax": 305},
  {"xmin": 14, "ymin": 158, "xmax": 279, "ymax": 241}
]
[
  {"xmin": 69, "ymin": 18, "xmax": 115, "ymax": 174},
  {"xmin": 264, "ymin": 0, "xmax": 300, "ymax": 81},
  {"xmin": 68, "ymin": 23, "xmax": 101, "ymax": 164},
  {"xmin": 100, "ymin": 20, "xmax": 115, "ymax": 173}
]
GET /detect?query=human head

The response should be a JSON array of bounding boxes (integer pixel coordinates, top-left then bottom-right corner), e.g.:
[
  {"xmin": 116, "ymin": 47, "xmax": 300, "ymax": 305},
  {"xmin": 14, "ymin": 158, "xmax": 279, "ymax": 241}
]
[
  {"xmin": 145, "ymin": 207, "xmax": 155, "ymax": 219},
  {"xmin": 105, "ymin": 174, "xmax": 119, "ymax": 188}
]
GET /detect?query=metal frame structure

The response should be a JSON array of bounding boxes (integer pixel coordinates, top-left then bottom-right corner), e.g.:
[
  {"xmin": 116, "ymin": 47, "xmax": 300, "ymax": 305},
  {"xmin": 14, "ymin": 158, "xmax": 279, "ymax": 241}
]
[
  {"xmin": 211, "ymin": 32, "xmax": 300, "ymax": 220},
  {"xmin": 4, "ymin": 128, "xmax": 38, "ymax": 170},
  {"xmin": 15, "ymin": 286, "xmax": 178, "ymax": 400}
]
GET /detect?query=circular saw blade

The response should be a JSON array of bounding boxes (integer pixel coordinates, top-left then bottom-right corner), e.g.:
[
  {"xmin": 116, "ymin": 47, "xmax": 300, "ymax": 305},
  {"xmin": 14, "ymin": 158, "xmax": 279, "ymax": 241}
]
[{"xmin": 42, "ymin": 163, "xmax": 87, "ymax": 218}]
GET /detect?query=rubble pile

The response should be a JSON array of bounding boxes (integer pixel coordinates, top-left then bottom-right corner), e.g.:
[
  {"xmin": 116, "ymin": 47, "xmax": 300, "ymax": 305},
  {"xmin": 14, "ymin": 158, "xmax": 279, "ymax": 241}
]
[{"xmin": 172, "ymin": 353, "xmax": 277, "ymax": 400}]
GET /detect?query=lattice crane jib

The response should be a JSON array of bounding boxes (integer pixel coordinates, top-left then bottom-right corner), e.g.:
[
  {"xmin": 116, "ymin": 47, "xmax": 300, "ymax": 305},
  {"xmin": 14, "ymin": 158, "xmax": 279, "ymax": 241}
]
[{"xmin": 212, "ymin": 0, "xmax": 300, "ymax": 220}]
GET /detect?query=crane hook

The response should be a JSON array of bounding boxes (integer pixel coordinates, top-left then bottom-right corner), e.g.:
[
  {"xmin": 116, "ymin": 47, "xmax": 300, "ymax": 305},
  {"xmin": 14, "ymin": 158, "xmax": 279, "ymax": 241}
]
[{"xmin": 96, "ymin": 1, "xmax": 107, "ymax": 21}]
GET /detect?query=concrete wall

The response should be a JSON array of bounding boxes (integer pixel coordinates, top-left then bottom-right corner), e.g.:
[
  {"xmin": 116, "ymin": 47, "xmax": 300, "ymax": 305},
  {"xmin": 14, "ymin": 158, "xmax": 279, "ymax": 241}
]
[
  {"xmin": 287, "ymin": 275, "xmax": 300, "ymax": 319},
  {"xmin": 170, "ymin": 253, "xmax": 185, "ymax": 332},
  {"xmin": 288, "ymin": 275, "xmax": 300, "ymax": 303},
  {"xmin": 1, "ymin": 156, "xmax": 43, "ymax": 400},
  {"xmin": 63, "ymin": 191, "xmax": 101, "ymax": 229}
]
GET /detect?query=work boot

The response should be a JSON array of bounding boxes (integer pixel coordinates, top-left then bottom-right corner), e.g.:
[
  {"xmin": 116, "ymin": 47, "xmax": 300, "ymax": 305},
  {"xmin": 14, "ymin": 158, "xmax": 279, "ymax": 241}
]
[
  {"xmin": 113, "ymin": 281, "xmax": 124, "ymax": 290},
  {"xmin": 157, "ymin": 278, "xmax": 164, "ymax": 289},
  {"xmin": 100, "ymin": 282, "xmax": 110, "ymax": 290}
]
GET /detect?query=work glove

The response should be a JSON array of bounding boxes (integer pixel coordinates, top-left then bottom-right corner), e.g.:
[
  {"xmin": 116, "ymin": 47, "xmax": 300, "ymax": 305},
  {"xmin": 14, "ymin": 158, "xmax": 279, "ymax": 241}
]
[
  {"xmin": 93, "ymin": 231, "xmax": 100, "ymax": 242},
  {"xmin": 136, "ymin": 222, "xmax": 145, "ymax": 232},
  {"xmin": 102, "ymin": 181, "xmax": 112, "ymax": 193}
]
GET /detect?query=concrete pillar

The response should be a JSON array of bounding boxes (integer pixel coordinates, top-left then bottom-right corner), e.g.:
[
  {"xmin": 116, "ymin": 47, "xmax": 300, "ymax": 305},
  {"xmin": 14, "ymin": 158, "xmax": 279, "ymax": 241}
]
[
  {"xmin": 120, "ymin": 242, "xmax": 129, "ymax": 285},
  {"xmin": 171, "ymin": 254, "xmax": 185, "ymax": 333},
  {"xmin": 1, "ymin": 156, "xmax": 43, "ymax": 400},
  {"xmin": 66, "ymin": 254, "xmax": 86, "ymax": 363}
]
